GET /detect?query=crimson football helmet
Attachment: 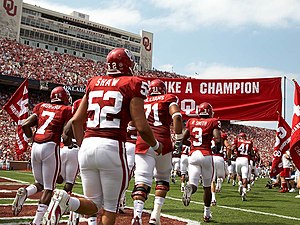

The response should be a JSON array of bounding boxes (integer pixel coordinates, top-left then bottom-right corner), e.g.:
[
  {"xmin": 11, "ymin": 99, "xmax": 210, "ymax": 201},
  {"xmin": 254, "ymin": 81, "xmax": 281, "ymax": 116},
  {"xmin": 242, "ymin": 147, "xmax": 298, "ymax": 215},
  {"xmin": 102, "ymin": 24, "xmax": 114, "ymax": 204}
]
[
  {"xmin": 50, "ymin": 86, "xmax": 71, "ymax": 105},
  {"xmin": 238, "ymin": 132, "xmax": 246, "ymax": 139},
  {"xmin": 197, "ymin": 102, "xmax": 214, "ymax": 118},
  {"xmin": 221, "ymin": 132, "xmax": 228, "ymax": 140},
  {"xmin": 72, "ymin": 98, "xmax": 82, "ymax": 114},
  {"xmin": 106, "ymin": 48, "xmax": 136, "ymax": 76},
  {"xmin": 148, "ymin": 79, "xmax": 167, "ymax": 96}
]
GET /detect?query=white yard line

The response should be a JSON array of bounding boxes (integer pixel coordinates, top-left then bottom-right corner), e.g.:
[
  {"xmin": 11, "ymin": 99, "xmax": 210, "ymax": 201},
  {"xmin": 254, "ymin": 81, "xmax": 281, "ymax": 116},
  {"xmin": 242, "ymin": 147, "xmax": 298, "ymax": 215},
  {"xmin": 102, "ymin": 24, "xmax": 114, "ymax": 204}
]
[
  {"xmin": 164, "ymin": 194, "xmax": 300, "ymax": 221},
  {"xmin": 0, "ymin": 176, "xmax": 29, "ymax": 184}
]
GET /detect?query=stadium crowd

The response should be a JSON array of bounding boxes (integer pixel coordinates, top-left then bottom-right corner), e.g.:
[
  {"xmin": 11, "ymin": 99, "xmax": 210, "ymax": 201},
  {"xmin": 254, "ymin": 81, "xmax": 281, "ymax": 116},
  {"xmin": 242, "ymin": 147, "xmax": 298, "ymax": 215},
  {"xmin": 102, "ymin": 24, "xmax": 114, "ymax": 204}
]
[{"xmin": 0, "ymin": 38, "xmax": 187, "ymax": 86}]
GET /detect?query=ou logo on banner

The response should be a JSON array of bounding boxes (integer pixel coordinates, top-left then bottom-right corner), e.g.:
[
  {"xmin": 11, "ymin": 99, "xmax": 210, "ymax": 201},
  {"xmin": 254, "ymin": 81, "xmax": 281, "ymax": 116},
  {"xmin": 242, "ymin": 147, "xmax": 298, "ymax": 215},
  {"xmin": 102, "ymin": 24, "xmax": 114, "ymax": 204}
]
[
  {"xmin": 143, "ymin": 37, "xmax": 152, "ymax": 51},
  {"xmin": 3, "ymin": 0, "xmax": 17, "ymax": 16},
  {"xmin": 273, "ymin": 150, "xmax": 281, "ymax": 158}
]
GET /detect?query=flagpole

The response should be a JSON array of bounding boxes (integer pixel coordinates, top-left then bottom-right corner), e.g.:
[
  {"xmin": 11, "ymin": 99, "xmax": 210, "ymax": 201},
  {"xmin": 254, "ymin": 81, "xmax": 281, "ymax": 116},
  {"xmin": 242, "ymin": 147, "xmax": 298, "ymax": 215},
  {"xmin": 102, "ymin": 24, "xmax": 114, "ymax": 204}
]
[{"xmin": 283, "ymin": 76, "xmax": 286, "ymax": 119}]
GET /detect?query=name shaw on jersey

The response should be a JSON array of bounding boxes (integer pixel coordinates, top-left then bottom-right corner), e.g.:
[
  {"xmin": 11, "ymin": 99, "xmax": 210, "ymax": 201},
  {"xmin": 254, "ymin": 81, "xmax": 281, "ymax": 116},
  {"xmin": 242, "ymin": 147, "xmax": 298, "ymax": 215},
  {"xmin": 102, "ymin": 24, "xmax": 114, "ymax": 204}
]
[{"xmin": 95, "ymin": 78, "xmax": 120, "ymax": 87}]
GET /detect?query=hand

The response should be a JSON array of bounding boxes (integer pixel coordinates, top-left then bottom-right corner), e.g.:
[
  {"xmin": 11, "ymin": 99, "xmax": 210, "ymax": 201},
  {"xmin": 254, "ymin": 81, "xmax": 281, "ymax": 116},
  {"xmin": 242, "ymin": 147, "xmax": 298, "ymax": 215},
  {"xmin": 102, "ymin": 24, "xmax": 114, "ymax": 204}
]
[
  {"xmin": 227, "ymin": 159, "xmax": 232, "ymax": 166},
  {"xmin": 154, "ymin": 142, "xmax": 163, "ymax": 156},
  {"xmin": 173, "ymin": 140, "xmax": 183, "ymax": 155}
]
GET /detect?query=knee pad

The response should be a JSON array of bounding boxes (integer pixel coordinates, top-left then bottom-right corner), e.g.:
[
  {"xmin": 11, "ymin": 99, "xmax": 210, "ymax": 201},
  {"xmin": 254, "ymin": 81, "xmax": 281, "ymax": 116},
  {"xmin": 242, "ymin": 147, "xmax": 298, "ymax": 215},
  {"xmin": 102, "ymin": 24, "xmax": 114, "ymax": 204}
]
[
  {"xmin": 155, "ymin": 181, "xmax": 170, "ymax": 191},
  {"xmin": 131, "ymin": 185, "xmax": 151, "ymax": 200}
]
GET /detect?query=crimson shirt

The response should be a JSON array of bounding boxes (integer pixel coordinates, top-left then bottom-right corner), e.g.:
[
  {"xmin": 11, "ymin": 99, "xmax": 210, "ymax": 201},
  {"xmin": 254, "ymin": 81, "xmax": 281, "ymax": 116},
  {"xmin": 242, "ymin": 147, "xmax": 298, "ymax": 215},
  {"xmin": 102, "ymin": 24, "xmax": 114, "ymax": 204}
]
[
  {"xmin": 135, "ymin": 94, "xmax": 179, "ymax": 155},
  {"xmin": 234, "ymin": 139, "xmax": 253, "ymax": 159},
  {"xmin": 186, "ymin": 117, "xmax": 221, "ymax": 156},
  {"xmin": 33, "ymin": 103, "xmax": 72, "ymax": 144},
  {"xmin": 84, "ymin": 76, "xmax": 148, "ymax": 142}
]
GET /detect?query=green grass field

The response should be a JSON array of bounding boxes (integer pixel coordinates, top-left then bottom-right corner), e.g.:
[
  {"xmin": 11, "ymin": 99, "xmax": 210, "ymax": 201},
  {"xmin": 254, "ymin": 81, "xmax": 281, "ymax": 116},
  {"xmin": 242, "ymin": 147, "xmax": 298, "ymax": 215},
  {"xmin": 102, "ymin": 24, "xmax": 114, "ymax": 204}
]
[{"xmin": 1, "ymin": 170, "xmax": 299, "ymax": 225}]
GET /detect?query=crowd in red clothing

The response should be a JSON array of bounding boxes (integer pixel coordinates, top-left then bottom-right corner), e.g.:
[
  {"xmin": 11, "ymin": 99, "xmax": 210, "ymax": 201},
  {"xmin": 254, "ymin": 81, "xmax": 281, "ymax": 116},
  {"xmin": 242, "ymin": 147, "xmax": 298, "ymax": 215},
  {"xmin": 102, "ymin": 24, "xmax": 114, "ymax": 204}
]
[{"xmin": 0, "ymin": 38, "xmax": 275, "ymax": 165}]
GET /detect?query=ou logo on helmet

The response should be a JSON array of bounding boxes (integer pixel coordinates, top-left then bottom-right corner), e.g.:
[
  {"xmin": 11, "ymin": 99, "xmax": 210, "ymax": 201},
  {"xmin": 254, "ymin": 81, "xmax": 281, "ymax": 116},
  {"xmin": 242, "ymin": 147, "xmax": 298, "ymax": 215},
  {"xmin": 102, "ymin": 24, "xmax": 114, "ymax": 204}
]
[
  {"xmin": 3, "ymin": 0, "xmax": 17, "ymax": 16},
  {"xmin": 143, "ymin": 37, "xmax": 152, "ymax": 51}
]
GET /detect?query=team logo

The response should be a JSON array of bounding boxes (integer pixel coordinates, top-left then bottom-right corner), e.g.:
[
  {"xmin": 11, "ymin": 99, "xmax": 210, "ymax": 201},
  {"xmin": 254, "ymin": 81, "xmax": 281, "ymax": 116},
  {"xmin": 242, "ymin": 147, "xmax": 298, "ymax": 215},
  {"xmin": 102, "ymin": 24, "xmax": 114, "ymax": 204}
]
[
  {"xmin": 294, "ymin": 104, "xmax": 300, "ymax": 116},
  {"xmin": 3, "ymin": 0, "xmax": 17, "ymax": 16},
  {"xmin": 143, "ymin": 37, "xmax": 152, "ymax": 51}
]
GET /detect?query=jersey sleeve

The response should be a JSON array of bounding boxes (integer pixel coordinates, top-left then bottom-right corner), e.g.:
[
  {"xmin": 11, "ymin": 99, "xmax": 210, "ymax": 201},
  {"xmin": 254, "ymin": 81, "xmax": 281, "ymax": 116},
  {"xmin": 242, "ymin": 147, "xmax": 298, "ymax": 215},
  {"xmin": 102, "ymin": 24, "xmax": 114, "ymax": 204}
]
[
  {"xmin": 165, "ymin": 94, "xmax": 179, "ymax": 107},
  {"xmin": 128, "ymin": 77, "xmax": 148, "ymax": 100},
  {"xmin": 63, "ymin": 106, "xmax": 73, "ymax": 123},
  {"xmin": 32, "ymin": 103, "xmax": 42, "ymax": 116}
]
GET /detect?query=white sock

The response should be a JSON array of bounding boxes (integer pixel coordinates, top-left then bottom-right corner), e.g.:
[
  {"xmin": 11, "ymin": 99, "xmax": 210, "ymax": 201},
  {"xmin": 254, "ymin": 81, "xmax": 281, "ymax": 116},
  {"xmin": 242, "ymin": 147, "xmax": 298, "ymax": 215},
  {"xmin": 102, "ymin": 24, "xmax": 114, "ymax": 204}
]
[
  {"xmin": 69, "ymin": 196, "xmax": 80, "ymax": 211},
  {"xmin": 151, "ymin": 196, "xmax": 165, "ymax": 219},
  {"xmin": 243, "ymin": 187, "xmax": 247, "ymax": 194},
  {"xmin": 26, "ymin": 184, "xmax": 38, "ymax": 196},
  {"xmin": 32, "ymin": 203, "xmax": 48, "ymax": 225},
  {"xmin": 88, "ymin": 216, "xmax": 97, "ymax": 225},
  {"xmin": 211, "ymin": 192, "xmax": 216, "ymax": 201},
  {"xmin": 204, "ymin": 206, "xmax": 211, "ymax": 217},
  {"xmin": 134, "ymin": 200, "xmax": 144, "ymax": 219}
]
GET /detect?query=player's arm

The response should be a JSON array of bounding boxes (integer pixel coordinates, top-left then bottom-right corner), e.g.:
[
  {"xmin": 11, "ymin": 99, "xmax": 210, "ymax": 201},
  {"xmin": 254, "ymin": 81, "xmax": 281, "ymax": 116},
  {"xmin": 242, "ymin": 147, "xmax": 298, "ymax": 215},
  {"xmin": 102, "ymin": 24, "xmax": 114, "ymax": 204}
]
[
  {"xmin": 213, "ymin": 128, "xmax": 222, "ymax": 151},
  {"xmin": 71, "ymin": 94, "xmax": 88, "ymax": 146},
  {"xmin": 130, "ymin": 97, "xmax": 162, "ymax": 155},
  {"xmin": 169, "ymin": 103, "xmax": 183, "ymax": 153},
  {"xmin": 224, "ymin": 139, "xmax": 232, "ymax": 159},
  {"xmin": 62, "ymin": 120, "xmax": 73, "ymax": 146},
  {"xmin": 22, "ymin": 114, "xmax": 38, "ymax": 138},
  {"xmin": 182, "ymin": 129, "xmax": 191, "ymax": 146}
]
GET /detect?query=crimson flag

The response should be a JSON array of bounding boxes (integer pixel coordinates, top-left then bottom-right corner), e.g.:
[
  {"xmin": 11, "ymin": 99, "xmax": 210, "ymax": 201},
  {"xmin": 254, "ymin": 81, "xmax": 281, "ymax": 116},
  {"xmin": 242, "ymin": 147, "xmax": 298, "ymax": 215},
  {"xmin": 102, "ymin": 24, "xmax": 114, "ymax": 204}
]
[
  {"xmin": 3, "ymin": 79, "xmax": 29, "ymax": 155},
  {"xmin": 270, "ymin": 113, "xmax": 291, "ymax": 177},
  {"xmin": 290, "ymin": 80, "xmax": 300, "ymax": 170}
]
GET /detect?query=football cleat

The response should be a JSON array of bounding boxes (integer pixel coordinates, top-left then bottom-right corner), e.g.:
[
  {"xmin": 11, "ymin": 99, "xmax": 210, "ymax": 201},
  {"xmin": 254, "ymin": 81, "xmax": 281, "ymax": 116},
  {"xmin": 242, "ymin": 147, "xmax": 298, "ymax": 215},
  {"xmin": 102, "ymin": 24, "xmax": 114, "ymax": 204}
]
[
  {"xmin": 149, "ymin": 217, "xmax": 161, "ymax": 225},
  {"xmin": 241, "ymin": 193, "xmax": 247, "ymax": 201},
  {"xmin": 238, "ymin": 185, "xmax": 243, "ymax": 195},
  {"xmin": 12, "ymin": 187, "xmax": 27, "ymax": 216},
  {"xmin": 182, "ymin": 185, "xmax": 193, "ymax": 206},
  {"xmin": 203, "ymin": 214, "xmax": 212, "ymax": 223},
  {"xmin": 68, "ymin": 211, "xmax": 80, "ymax": 225},
  {"xmin": 131, "ymin": 216, "xmax": 142, "ymax": 225},
  {"xmin": 211, "ymin": 200, "xmax": 217, "ymax": 206},
  {"xmin": 43, "ymin": 189, "xmax": 71, "ymax": 225}
]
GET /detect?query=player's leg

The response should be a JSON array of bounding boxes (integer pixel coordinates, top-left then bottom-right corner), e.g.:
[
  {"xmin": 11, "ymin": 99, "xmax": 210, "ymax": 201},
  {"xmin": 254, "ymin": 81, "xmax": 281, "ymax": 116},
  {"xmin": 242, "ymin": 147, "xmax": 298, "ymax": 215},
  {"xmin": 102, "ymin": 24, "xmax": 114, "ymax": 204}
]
[
  {"xmin": 149, "ymin": 152, "xmax": 172, "ymax": 225},
  {"xmin": 12, "ymin": 143, "xmax": 43, "ymax": 216},
  {"xmin": 33, "ymin": 142, "xmax": 60, "ymax": 225},
  {"xmin": 180, "ymin": 154, "xmax": 188, "ymax": 192},
  {"xmin": 201, "ymin": 155, "xmax": 214, "ymax": 222},
  {"xmin": 100, "ymin": 140, "xmax": 129, "ymax": 225},
  {"xmin": 132, "ymin": 150, "xmax": 155, "ymax": 224},
  {"xmin": 182, "ymin": 151, "xmax": 201, "ymax": 206},
  {"xmin": 240, "ymin": 158, "xmax": 249, "ymax": 201}
]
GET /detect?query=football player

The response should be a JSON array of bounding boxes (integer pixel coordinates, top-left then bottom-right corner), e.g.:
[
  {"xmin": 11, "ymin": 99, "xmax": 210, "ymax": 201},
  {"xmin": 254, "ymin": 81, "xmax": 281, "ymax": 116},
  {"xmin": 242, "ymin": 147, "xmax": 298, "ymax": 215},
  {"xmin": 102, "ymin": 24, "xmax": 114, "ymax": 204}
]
[
  {"xmin": 43, "ymin": 48, "xmax": 162, "ymax": 225},
  {"xmin": 181, "ymin": 102, "xmax": 221, "ymax": 223},
  {"xmin": 59, "ymin": 98, "xmax": 82, "ymax": 225},
  {"xmin": 211, "ymin": 132, "xmax": 231, "ymax": 206},
  {"xmin": 132, "ymin": 79, "xmax": 183, "ymax": 225},
  {"xmin": 12, "ymin": 86, "xmax": 72, "ymax": 225},
  {"xmin": 180, "ymin": 144, "xmax": 190, "ymax": 192},
  {"xmin": 232, "ymin": 132, "xmax": 254, "ymax": 201}
]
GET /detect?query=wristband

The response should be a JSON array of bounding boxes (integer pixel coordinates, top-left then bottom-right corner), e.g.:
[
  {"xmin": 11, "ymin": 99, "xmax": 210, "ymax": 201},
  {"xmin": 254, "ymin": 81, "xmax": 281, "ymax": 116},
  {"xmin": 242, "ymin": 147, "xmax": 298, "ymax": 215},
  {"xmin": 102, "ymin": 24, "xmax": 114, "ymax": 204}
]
[
  {"xmin": 150, "ymin": 140, "xmax": 159, "ymax": 151},
  {"xmin": 175, "ymin": 133, "xmax": 183, "ymax": 140}
]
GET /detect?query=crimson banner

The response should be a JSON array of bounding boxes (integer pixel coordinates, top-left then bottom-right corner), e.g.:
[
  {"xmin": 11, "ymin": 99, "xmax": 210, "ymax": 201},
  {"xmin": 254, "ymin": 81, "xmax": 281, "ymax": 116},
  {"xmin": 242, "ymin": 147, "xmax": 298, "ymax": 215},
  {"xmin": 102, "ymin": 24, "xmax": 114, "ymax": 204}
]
[
  {"xmin": 270, "ymin": 114, "xmax": 291, "ymax": 177},
  {"xmin": 3, "ymin": 78, "xmax": 29, "ymax": 154},
  {"xmin": 142, "ymin": 77, "xmax": 282, "ymax": 121},
  {"xmin": 290, "ymin": 80, "xmax": 300, "ymax": 170}
]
